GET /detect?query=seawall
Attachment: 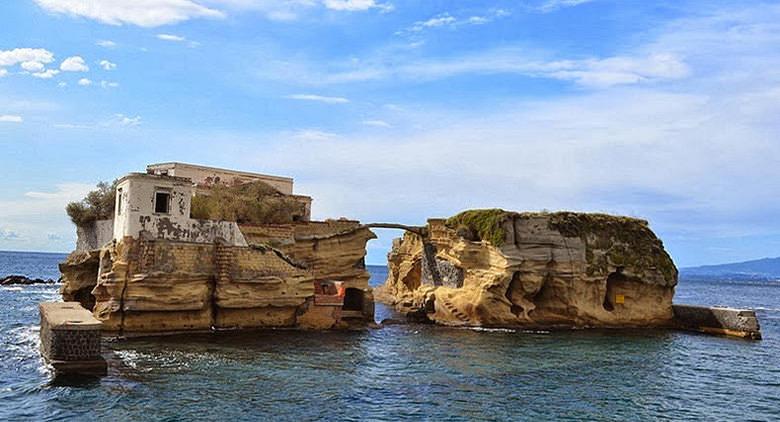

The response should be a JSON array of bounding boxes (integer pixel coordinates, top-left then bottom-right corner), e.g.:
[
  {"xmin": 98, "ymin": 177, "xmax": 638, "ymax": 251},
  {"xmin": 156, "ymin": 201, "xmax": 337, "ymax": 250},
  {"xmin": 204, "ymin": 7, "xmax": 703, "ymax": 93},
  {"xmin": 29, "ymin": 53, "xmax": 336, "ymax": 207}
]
[{"xmin": 673, "ymin": 304, "xmax": 761, "ymax": 339}]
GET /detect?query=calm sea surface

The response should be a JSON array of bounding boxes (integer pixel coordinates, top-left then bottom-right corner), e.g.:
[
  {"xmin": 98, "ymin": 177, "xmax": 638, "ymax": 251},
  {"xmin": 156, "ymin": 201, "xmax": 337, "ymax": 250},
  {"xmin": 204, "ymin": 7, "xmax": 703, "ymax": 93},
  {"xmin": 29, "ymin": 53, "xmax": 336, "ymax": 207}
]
[{"xmin": 1, "ymin": 250, "xmax": 778, "ymax": 420}]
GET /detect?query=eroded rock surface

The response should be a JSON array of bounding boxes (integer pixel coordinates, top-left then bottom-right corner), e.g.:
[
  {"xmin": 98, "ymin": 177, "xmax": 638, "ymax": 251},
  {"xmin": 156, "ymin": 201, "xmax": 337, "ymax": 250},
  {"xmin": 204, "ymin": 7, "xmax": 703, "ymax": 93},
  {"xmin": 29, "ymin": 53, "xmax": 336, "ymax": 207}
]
[
  {"xmin": 381, "ymin": 210, "xmax": 678, "ymax": 328},
  {"xmin": 60, "ymin": 220, "xmax": 376, "ymax": 335}
]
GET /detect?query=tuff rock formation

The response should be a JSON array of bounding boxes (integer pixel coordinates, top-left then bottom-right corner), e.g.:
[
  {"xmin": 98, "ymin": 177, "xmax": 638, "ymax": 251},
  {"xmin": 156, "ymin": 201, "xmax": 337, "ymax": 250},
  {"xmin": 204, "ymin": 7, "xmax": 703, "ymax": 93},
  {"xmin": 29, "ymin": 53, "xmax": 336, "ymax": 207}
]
[
  {"xmin": 378, "ymin": 209, "xmax": 678, "ymax": 328},
  {"xmin": 60, "ymin": 220, "xmax": 376, "ymax": 335}
]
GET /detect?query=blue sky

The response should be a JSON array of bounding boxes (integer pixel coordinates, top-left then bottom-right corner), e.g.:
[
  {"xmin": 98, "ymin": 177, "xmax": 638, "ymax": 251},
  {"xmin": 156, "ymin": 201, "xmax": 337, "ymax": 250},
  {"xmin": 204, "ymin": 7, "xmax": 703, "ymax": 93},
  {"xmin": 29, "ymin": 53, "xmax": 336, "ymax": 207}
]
[{"xmin": 1, "ymin": 0, "xmax": 779, "ymax": 267}]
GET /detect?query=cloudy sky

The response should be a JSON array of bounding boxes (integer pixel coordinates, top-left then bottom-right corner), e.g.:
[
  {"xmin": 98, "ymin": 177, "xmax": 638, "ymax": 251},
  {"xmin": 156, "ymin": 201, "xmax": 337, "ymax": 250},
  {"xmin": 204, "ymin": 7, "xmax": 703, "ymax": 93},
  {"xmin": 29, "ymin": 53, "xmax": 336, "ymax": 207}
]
[{"xmin": 1, "ymin": 0, "xmax": 779, "ymax": 266}]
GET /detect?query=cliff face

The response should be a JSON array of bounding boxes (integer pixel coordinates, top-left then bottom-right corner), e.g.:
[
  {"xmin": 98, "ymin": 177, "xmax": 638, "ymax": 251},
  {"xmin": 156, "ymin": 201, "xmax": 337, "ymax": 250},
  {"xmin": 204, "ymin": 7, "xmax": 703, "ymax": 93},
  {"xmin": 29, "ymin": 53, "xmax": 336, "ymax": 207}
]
[
  {"xmin": 381, "ymin": 210, "xmax": 678, "ymax": 328},
  {"xmin": 61, "ymin": 220, "xmax": 376, "ymax": 335}
]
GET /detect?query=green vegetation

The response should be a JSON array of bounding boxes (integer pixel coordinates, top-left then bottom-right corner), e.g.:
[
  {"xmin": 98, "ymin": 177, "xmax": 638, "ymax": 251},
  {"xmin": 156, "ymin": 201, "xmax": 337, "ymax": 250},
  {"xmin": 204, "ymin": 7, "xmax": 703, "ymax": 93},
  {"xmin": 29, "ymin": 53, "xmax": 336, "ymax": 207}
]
[
  {"xmin": 445, "ymin": 209, "xmax": 513, "ymax": 246},
  {"xmin": 190, "ymin": 181, "xmax": 306, "ymax": 225},
  {"xmin": 546, "ymin": 212, "xmax": 677, "ymax": 283},
  {"xmin": 66, "ymin": 180, "xmax": 118, "ymax": 226}
]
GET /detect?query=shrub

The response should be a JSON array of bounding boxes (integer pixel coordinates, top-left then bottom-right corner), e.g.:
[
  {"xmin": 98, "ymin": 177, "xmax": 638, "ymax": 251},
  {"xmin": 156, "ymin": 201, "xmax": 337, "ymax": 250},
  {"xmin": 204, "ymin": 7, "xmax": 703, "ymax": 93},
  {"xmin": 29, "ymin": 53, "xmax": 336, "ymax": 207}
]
[
  {"xmin": 66, "ymin": 180, "xmax": 118, "ymax": 226},
  {"xmin": 190, "ymin": 181, "xmax": 306, "ymax": 225},
  {"xmin": 445, "ymin": 209, "xmax": 512, "ymax": 246}
]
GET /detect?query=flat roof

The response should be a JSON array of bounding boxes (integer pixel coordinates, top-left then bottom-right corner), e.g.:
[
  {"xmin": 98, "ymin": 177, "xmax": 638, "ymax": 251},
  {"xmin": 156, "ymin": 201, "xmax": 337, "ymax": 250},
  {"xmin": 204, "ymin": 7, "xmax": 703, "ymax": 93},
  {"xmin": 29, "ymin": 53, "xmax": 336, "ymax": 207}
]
[
  {"xmin": 147, "ymin": 162, "xmax": 293, "ymax": 183},
  {"xmin": 118, "ymin": 172, "xmax": 194, "ymax": 184}
]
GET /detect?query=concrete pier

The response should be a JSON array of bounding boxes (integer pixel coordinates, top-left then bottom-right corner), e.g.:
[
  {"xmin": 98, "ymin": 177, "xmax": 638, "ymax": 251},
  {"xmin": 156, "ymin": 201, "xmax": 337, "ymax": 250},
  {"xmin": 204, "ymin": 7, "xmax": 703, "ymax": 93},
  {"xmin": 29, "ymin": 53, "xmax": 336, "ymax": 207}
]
[
  {"xmin": 673, "ymin": 304, "xmax": 761, "ymax": 340},
  {"xmin": 39, "ymin": 302, "xmax": 107, "ymax": 375}
]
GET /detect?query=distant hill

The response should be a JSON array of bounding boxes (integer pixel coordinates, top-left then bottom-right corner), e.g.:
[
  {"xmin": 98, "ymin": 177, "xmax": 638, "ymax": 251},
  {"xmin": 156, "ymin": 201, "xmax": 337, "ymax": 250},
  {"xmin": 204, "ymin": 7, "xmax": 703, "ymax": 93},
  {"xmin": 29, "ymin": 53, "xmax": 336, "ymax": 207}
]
[{"xmin": 681, "ymin": 257, "xmax": 780, "ymax": 280}]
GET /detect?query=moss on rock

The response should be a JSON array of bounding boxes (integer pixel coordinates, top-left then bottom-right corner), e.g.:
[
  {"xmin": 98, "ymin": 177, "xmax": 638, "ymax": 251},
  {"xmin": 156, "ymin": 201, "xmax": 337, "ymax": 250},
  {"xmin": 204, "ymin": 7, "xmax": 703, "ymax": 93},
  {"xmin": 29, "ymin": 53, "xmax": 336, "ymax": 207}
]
[{"xmin": 445, "ymin": 209, "xmax": 513, "ymax": 246}]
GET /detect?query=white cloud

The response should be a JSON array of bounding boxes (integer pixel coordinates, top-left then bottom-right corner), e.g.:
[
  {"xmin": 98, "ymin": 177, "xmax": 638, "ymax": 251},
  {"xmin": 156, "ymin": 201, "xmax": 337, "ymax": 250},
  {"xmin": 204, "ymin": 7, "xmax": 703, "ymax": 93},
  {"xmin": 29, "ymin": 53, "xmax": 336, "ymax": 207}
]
[
  {"xmin": 322, "ymin": 0, "xmax": 392, "ymax": 12},
  {"xmin": 99, "ymin": 60, "xmax": 117, "ymax": 70},
  {"xmin": 0, "ymin": 228, "xmax": 22, "ymax": 240},
  {"xmin": 21, "ymin": 61, "xmax": 45, "ymax": 72},
  {"xmin": 57, "ymin": 81, "xmax": 67, "ymax": 87},
  {"xmin": 78, "ymin": 78, "xmax": 92, "ymax": 86},
  {"xmin": 0, "ymin": 48, "xmax": 56, "ymax": 77},
  {"xmin": 362, "ymin": 119, "xmax": 391, "ymax": 127},
  {"xmin": 217, "ymin": 3, "xmax": 780, "ymax": 266},
  {"xmin": 0, "ymin": 115, "xmax": 23, "ymax": 123},
  {"xmin": 285, "ymin": 94, "xmax": 349, "ymax": 104},
  {"xmin": 289, "ymin": 129, "xmax": 338, "ymax": 141},
  {"xmin": 538, "ymin": 0, "xmax": 594, "ymax": 13},
  {"xmin": 96, "ymin": 40, "xmax": 117, "ymax": 48},
  {"xmin": 114, "ymin": 114, "xmax": 141, "ymax": 127},
  {"xmin": 31, "ymin": 69, "xmax": 60, "ymax": 79},
  {"xmin": 100, "ymin": 80, "xmax": 119, "ymax": 88},
  {"xmin": 262, "ymin": 48, "xmax": 689, "ymax": 88},
  {"xmin": 60, "ymin": 56, "xmax": 89, "ymax": 72},
  {"xmin": 0, "ymin": 48, "xmax": 54, "ymax": 67},
  {"xmin": 399, "ymin": 9, "xmax": 509, "ymax": 35},
  {"xmin": 33, "ymin": 0, "xmax": 224, "ymax": 27},
  {"xmin": 0, "ymin": 182, "xmax": 94, "ymax": 250},
  {"xmin": 157, "ymin": 33, "xmax": 187, "ymax": 42}
]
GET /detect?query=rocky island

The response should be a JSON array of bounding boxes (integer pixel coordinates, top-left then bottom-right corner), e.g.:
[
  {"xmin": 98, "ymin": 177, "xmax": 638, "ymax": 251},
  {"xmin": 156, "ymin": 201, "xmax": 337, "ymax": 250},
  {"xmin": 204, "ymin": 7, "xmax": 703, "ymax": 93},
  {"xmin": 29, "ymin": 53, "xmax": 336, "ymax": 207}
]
[
  {"xmin": 377, "ymin": 209, "xmax": 760, "ymax": 338},
  {"xmin": 58, "ymin": 162, "xmax": 375, "ymax": 336},
  {"xmin": 46, "ymin": 162, "xmax": 759, "ymax": 353},
  {"xmin": 377, "ymin": 209, "xmax": 678, "ymax": 328}
]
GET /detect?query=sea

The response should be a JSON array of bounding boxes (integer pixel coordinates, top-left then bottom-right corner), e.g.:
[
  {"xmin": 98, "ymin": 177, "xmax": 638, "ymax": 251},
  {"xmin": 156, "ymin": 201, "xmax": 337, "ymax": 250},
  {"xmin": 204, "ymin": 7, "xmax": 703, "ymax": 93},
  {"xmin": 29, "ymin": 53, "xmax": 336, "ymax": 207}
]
[{"xmin": 1, "ymin": 250, "xmax": 778, "ymax": 421}]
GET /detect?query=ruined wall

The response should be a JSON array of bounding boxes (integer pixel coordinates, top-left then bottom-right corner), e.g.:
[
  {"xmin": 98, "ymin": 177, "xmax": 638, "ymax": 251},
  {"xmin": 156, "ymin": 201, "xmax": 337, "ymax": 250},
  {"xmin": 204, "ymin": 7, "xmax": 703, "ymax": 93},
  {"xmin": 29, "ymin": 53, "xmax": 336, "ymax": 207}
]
[
  {"xmin": 113, "ymin": 174, "xmax": 248, "ymax": 246},
  {"xmin": 382, "ymin": 211, "xmax": 678, "ymax": 328},
  {"xmin": 137, "ymin": 217, "xmax": 248, "ymax": 246},
  {"xmin": 147, "ymin": 162, "xmax": 295, "ymax": 195},
  {"xmin": 75, "ymin": 219, "xmax": 114, "ymax": 252}
]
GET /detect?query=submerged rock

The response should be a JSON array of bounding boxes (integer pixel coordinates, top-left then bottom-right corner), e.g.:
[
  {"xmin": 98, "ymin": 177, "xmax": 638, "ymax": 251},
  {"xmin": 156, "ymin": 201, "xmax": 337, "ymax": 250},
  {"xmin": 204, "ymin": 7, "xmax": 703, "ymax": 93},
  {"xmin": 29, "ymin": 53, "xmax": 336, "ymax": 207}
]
[
  {"xmin": 381, "ymin": 209, "xmax": 678, "ymax": 329},
  {"xmin": 1, "ymin": 275, "xmax": 56, "ymax": 285}
]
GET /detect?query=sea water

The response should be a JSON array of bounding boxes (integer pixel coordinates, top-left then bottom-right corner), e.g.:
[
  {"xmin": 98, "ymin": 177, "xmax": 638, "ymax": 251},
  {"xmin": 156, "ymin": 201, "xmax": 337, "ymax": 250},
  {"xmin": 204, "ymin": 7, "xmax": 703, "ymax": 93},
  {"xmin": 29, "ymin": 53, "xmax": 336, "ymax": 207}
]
[{"xmin": 1, "ymin": 251, "xmax": 778, "ymax": 420}]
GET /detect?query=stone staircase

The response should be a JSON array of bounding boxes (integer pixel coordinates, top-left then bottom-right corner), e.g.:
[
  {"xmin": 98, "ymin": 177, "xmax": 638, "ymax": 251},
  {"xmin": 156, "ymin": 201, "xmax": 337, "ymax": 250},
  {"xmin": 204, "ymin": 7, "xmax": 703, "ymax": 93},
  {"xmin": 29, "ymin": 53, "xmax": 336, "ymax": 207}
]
[{"xmin": 441, "ymin": 299, "xmax": 471, "ymax": 324}]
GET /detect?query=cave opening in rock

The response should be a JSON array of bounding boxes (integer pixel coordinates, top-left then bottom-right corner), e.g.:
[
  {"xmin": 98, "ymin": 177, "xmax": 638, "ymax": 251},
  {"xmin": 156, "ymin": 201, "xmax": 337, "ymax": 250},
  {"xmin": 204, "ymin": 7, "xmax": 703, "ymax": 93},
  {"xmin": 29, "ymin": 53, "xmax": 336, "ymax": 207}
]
[
  {"xmin": 343, "ymin": 288, "xmax": 364, "ymax": 311},
  {"xmin": 506, "ymin": 273, "xmax": 524, "ymax": 317},
  {"xmin": 603, "ymin": 271, "xmax": 627, "ymax": 312}
]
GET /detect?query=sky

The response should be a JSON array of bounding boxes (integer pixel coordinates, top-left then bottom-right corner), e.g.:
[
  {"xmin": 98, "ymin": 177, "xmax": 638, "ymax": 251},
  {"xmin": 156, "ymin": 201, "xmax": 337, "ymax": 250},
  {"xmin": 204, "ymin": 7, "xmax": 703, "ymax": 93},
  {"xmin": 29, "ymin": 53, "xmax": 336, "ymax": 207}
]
[{"xmin": 1, "ymin": 0, "xmax": 779, "ymax": 267}]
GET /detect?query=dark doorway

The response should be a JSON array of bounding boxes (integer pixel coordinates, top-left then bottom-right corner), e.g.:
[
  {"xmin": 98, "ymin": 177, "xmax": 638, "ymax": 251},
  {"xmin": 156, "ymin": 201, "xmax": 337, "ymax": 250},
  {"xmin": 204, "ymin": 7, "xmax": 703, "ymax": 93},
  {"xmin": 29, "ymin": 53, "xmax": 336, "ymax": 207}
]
[
  {"xmin": 603, "ymin": 271, "xmax": 627, "ymax": 312},
  {"xmin": 343, "ymin": 288, "xmax": 364, "ymax": 311}
]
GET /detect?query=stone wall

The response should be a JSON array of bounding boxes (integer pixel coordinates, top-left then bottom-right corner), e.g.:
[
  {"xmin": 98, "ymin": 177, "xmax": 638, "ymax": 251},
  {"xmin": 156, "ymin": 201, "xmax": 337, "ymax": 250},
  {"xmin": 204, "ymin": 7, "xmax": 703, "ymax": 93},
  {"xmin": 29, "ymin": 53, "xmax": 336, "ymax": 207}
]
[
  {"xmin": 75, "ymin": 219, "xmax": 114, "ymax": 252},
  {"xmin": 673, "ymin": 305, "xmax": 761, "ymax": 339}
]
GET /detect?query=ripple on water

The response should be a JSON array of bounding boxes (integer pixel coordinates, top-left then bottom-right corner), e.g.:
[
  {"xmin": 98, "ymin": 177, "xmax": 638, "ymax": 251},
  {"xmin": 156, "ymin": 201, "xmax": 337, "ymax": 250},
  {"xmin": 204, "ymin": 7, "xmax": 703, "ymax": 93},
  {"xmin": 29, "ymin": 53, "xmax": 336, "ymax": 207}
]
[{"xmin": 1, "ymin": 261, "xmax": 780, "ymax": 420}]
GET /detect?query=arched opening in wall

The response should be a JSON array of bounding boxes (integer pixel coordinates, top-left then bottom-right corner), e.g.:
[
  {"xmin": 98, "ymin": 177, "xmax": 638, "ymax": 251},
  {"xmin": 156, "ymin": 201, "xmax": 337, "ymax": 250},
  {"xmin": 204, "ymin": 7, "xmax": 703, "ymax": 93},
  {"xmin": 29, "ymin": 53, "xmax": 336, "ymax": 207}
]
[
  {"xmin": 603, "ymin": 271, "xmax": 627, "ymax": 312},
  {"xmin": 343, "ymin": 288, "xmax": 364, "ymax": 311}
]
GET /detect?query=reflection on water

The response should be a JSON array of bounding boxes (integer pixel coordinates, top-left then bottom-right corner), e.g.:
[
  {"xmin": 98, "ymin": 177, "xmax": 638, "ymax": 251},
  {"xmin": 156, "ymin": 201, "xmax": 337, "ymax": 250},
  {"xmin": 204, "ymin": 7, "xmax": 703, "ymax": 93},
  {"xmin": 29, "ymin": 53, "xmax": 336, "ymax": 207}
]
[{"xmin": 0, "ymin": 259, "xmax": 778, "ymax": 421}]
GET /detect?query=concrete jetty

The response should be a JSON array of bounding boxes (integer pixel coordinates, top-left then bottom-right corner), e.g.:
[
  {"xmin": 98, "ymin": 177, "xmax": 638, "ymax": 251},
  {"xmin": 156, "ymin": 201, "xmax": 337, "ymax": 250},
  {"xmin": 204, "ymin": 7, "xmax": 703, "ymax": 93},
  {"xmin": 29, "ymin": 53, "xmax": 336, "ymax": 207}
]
[{"xmin": 39, "ymin": 302, "xmax": 106, "ymax": 375}]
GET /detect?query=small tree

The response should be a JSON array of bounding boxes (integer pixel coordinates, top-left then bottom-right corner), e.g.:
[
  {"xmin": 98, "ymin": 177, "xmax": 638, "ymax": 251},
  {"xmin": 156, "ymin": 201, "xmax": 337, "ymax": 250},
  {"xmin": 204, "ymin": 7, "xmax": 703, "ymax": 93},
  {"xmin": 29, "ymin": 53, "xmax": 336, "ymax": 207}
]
[{"xmin": 66, "ymin": 180, "xmax": 118, "ymax": 226}]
